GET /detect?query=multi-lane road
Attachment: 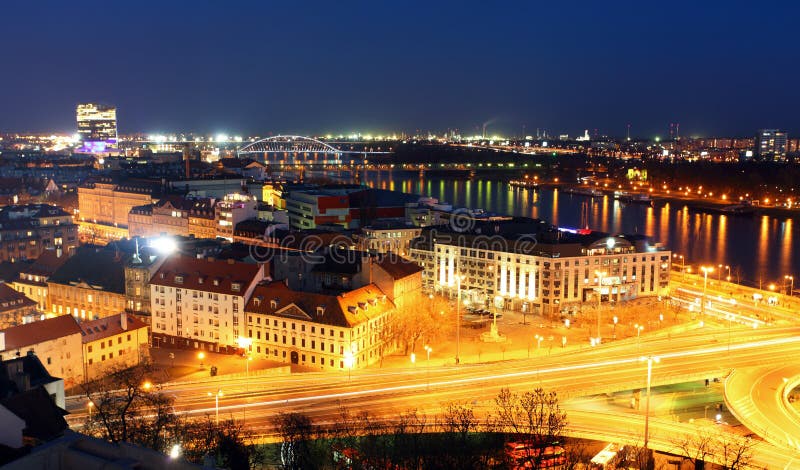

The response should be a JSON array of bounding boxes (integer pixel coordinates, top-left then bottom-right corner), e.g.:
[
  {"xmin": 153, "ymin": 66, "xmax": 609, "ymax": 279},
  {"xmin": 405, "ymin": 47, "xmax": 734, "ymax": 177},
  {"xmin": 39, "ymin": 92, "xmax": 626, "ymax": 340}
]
[
  {"xmin": 68, "ymin": 326, "xmax": 800, "ymax": 468},
  {"xmin": 726, "ymin": 365, "xmax": 800, "ymax": 453}
]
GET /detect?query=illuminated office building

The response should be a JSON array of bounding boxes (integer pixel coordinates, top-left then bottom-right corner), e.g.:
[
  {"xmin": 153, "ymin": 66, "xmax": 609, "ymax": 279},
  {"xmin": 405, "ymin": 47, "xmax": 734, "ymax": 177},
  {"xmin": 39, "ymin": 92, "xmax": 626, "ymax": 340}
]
[
  {"xmin": 76, "ymin": 103, "xmax": 118, "ymax": 152},
  {"xmin": 755, "ymin": 129, "xmax": 788, "ymax": 161}
]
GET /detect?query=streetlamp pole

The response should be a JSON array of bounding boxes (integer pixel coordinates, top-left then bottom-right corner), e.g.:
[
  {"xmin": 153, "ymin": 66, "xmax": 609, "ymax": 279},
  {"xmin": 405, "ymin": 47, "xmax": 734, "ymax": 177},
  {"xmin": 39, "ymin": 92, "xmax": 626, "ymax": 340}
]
[
  {"xmin": 208, "ymin": 389, "xmax": 223, "ymax": 425},
  {"xmin": 424, "ymin": 344, "xmax": 432, "ymax": 390},
  {"xmin": 641, "ymin": 356, "xmax": 660, "ymax": 470},
  {"xmin": 700, "ymin": 266, "xmax": 713, "ymax": 317},
  {"xmin": 595, "ymin": 270, "xmax": 607, "ymax": 344},
  {"xmin": 634, "ymin": 324, "xmax": 644, "ymax": 351},
  {"xmin": 455, "ymin": 275, "xmax": 463, "ymax": 365}
]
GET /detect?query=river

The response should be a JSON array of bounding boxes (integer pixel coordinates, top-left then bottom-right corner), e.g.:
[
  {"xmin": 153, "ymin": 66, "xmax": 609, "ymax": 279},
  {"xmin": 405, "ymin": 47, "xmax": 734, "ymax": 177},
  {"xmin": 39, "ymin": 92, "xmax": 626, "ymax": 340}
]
[{"xmin": 341, "ymin": 170, "xmax": 796, "ymax": 288}]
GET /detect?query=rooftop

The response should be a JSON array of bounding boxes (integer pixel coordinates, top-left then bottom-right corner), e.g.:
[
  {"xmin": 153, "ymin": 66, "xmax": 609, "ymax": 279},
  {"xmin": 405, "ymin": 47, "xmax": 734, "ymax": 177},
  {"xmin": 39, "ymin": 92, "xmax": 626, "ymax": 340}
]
[
  {"xmin": 374, "ymin": 255, "xmax": 423, "ymax": 280},
  {"xmin": 150, "ymin": 254, "xmax": 262, "ymax": 296},
  {"xmin": 19, "ymin": 249, "xmax": 70, "ymax": 278},
  {"xmin": 79, "ymin": 313, "xmax": 148, "ymax": 344},
  {"xmin": 0, "ymin": 315, "xmax": 82, "ymax": 351},
  {"xmin": 245, "ymin": 281, "xmax": 394, "ymax": 328},
  {"xmin": 48, "ymin": 245, "xmax": 128, "ymax": 294},
  {"xmin": 0, "ymin": 284, "xmax": 36, "ymax": 313},
  {"xmin": 1, "ymin": 386, "xmax": 68, "ymax": 442}
]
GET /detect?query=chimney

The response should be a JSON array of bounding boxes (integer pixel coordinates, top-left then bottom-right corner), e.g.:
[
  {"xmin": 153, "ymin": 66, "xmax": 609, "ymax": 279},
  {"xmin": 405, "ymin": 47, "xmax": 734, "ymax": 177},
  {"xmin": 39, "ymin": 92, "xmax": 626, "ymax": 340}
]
[{"xmin": 120, "ymin": 313, "xmax": 128, "ymax": 331}]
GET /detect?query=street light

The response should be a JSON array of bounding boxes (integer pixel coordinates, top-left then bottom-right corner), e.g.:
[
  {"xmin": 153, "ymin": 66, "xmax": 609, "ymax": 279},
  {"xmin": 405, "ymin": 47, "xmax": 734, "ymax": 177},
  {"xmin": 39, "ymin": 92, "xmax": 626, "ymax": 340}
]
[
  {"xmin": 634, "ymin": 324, "xmax": 644, "ymax": 351},
  {"xmin": 142, "ymin": 380, "xmax": 153, "ymax": 391},
  {"xmin": 207, "ymin": 389, "xmax": 223, "ymax": 425},
  {"xmin": 410, "ymin": 352, "xmax": 416, "ymax": 368},
  {"xmin": 197, "ymin": 351, "xmax": 205, "ymax": 369},
  {"xmin": 673, "ymin": 254, "xmax": 685, "ymax": 280},
  {"xmin": 344, "ymin": 349, "xmax": 354, "ymax": 382},
  {"xmin": 595, "ymin": 270, "xmax": 607, "ymax": 344},
  {"xmin": 455, "ymin": 274, "xmax": 464, "ymax": 365},
  {"xmin": 88, "ymin": 400, "xmax": 93, "ymax": 420},
  {"xmin": 612, "ymin": 316, "xmax": 618, "ymax": 339},
  {"xmin": 236, "ymin": 336, "xmax": 254, "ymax": 391},
  {"xmin": 700, "ymin": 266, "xmax": 714, "ymax": 317},
  {"xmin": 717, "ymin": 264, "xmax": 725, "ymax": 282},
  {"xmin": 785, "ymin": 275, "xmax": 794, "ymax": 297},
  {"xmin": 640, "ymin": 355, "xmax": 661, "ymax": 469},
  {"xmin": 423, "ymin": 344, "xmax": 432, "ymax": 389},
  {"xmin": 169, "ymin": 444, "xmax": 182, "ymax": 459}
]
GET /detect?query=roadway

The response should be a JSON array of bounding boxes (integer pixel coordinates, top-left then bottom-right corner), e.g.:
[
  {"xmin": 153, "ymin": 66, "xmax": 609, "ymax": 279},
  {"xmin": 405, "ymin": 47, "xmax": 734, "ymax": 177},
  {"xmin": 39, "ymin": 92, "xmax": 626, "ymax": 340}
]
[
  {"xmin": 671, "ymin": 273, "xmax": 799, "ymax": 325},
  {"xmin": 67, "ymin": 326, "xmax": 800, "ymax": 468},
  {"xmin": 725, "ymin": 364, "xmax": 800, "ymax": 453}
]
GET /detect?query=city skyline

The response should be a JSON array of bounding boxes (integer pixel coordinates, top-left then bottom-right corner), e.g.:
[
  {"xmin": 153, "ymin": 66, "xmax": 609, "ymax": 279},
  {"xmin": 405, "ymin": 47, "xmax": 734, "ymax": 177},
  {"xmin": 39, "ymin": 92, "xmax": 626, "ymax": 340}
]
[{"xmin": 3, "ymin": 1, "xmax": 800, "ymax": 137}]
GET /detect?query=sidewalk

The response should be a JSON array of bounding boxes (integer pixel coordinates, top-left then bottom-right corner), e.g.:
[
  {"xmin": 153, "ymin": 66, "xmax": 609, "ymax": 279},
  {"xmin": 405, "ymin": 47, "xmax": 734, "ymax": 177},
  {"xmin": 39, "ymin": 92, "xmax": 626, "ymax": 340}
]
[
  {"xmin": 381, "ymin": 297, "xmax": 692, "ymax": 369},
  {"xmin": 148, "ymin": 346, "xmax": 288, "ymax": 382}
]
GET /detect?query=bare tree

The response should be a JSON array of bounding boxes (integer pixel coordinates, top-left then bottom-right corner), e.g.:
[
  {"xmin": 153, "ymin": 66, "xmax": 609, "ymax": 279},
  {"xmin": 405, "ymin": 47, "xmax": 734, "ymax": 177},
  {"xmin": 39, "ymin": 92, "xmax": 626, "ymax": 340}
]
[
  {"xmin": 82, "ymin": 361, "xmax": 178, "ymax": 449},
  {"xmin": 716, "ymin": 433, "xmax": 755, "ymax": 470},
  {"xmin": 673, "ymin": 428, "xmax": 755, "ymax": 470},
  {"xmin": 562, "ymin": 438, "xmax": 592, "ymax": 470},
  {"xmin": 393, "ymin": 408, "xmax": 427, "ymax": 469},
  {"xmin": 181, "ymin": 417, "xmax": 266, "ymax": 470},
  {"xmin": 671, "ymin": 428, "xmax": 717, "ymax": 470},
  {"xmin": 273, "ymin": 412, "xmax": 317, "ymax": 470},
  {"xmin": 392, "ymin": 293, "xmax": 452, "ymax": 355},
  {"xmin": 490, "ymin": 387, "xmax": 568, "ymax": 470},
  {"xmin": 439, "ymin": 402, "xmax": 484, "ymax": 469}
]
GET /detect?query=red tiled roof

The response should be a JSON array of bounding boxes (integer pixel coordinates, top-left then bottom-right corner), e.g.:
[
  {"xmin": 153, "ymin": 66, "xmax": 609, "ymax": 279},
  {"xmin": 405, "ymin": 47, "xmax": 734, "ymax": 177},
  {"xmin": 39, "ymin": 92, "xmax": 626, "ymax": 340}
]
[
  {"xmin": 79, "ymin": 313, "xmax": 148, "ymax": 344},
  {"xmin": 374, "ymin": 256, "xmax": 423, "ymax": 280},
  {"xmin": 244, "ymin": 281, "xmax": 393, "ymax": 328},
  {"xmin": 1, "ymin": 315, "xmax": 82, "ymax": 351},
  {"xmin": 22, "ymin": 249, "xmax": 70, "ymax": 277},
  {"xmin": 0, "ymin": 283, "xmax": 37, "ymax": 313},
  {"xmin": 150, "ymin": 254, "xmax": 262, "ymax": 296}
]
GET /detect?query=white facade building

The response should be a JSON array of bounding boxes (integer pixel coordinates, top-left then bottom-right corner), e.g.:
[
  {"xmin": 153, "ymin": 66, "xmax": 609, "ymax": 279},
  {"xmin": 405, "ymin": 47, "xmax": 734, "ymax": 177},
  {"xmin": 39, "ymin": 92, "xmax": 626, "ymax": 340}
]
[
  {"xmin": 149, "ymin": 255, "xmax": 264, "ymax": 352},
  {"xmin": 409, "ymin": 220, "xmax": 670, "ymax": 316}
]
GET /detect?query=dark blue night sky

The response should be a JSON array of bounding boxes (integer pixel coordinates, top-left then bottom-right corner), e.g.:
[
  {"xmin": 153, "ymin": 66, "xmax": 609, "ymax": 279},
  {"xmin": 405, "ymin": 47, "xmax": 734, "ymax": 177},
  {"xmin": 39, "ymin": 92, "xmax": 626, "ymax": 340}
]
[{"xmin": 3, "ymin": 0, "xmax": 799, "ymax": 137}]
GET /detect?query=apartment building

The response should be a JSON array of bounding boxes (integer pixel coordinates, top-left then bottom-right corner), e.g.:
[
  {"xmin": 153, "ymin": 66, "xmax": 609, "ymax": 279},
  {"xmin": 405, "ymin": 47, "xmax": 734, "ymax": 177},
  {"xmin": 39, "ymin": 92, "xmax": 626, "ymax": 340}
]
[
  {"xmin": 0, "ymin": 204, "xmax": 78, "ymax": 262},
  {"xmin": 215, "ymin": 193, "xmax": 258, "ymax": 241},
  {"xmin": 149, "ymin": 255, "xmax": 265, "ymax": 352},
  {"xmin": 128, "ymin": 196, "xmax": 216, "ymax": 239}
]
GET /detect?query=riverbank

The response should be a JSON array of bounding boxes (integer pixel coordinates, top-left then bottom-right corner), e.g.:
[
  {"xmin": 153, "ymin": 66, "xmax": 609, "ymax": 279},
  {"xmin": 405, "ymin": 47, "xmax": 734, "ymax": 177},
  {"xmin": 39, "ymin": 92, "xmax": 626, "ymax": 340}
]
[{"xmin": 547, "ymin": 183, "xmax": 800, "ymax": 219}]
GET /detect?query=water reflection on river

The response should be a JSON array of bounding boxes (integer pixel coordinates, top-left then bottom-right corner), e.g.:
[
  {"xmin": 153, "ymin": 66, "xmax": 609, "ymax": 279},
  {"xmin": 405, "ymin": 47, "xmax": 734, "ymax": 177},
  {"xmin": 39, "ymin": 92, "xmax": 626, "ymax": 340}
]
[{"xmin": 353, "ymin": 170, "xmax": 797, "ymax": 286}]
